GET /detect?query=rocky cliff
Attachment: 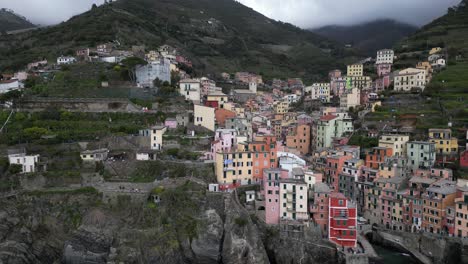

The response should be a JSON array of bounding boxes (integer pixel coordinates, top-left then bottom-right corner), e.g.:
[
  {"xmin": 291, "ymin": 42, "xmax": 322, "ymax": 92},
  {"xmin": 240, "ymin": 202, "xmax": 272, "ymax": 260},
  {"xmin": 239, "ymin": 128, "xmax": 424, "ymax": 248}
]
[{"xmin": 0, "ymin": 183, "xmax": 338, "ymax": 264}]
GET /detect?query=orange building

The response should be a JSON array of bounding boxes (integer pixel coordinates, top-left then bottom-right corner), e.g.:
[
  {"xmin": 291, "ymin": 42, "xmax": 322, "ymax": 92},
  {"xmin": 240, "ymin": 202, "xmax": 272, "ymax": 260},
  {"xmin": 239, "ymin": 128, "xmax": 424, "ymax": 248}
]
[
  {"xmin": 455, "ymin": 185, "xmax": 468, "ymax": 238},
  {"xmin": 215, "ymin": 108, "xmax": 236, "ymax": 127},
  {"xmin": 421, "ymin": 180, "xmax": 457, "ymax": 234},
  {"xmin": 286, "ymin": 124, "xmax": 311, "ymax": 155},
  {"xmin": 249, "ymin": 135, "xmax": 278, "ymax": 182},
  {"xmin": 365, "ymin": 147, "xmax": 393, "ymax": 169}
]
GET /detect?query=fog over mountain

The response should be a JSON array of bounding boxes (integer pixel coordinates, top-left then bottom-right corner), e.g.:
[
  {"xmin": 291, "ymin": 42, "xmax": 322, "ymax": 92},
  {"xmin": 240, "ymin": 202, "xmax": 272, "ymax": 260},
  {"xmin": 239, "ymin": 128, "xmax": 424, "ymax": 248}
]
[{"xmin": 0, "ymin": 0, "xmax": 461, "ymax": 27}]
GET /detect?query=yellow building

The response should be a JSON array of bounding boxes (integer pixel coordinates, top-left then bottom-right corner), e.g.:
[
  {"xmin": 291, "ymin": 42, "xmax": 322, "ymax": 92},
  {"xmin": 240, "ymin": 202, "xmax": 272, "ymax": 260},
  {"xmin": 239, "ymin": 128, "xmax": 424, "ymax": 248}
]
[
  {"xmin": 429, "ymin": 47, "xmax": 442, "ymax": 55},
  {"xmin": 194, "ymin": 105, "xmax": 215, "ymax": 131},
  {"xmin": 215, "ymin": 147, "xmax": 253, "ymax": 185},
  {"xmin": 428, "ymin": 128, "xmax": 458, "ymax": 155},
  {"xmin": 273, "ymin": 100, "xmax": 289, "ymax": 114},
  {"xmin": 347, "ymin": 64, "xmax": 363, "ymax": 77},
  {"xmin": 416, "ymin": 61, "xmax": 433, "ymax": 82}
]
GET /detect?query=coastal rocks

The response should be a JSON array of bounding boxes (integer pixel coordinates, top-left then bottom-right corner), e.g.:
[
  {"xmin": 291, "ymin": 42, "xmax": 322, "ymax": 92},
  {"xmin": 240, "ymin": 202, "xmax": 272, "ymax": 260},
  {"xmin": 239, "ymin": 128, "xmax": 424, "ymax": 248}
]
[
  {"xmin": 190, "ymin": 209, "xmax": 224, "ymax": 263},
  {"xmin": 62, "ymin": 226, "xmax": 113, "ymax": 264},
  {"xmin": 221, "ymin": 193, "xmax": 269, "ymax": 264}
]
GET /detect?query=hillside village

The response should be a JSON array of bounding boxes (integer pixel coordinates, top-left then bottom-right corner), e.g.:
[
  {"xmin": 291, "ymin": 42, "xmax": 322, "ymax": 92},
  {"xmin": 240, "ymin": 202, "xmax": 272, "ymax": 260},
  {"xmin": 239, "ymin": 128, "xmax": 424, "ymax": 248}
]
[{"xmin": 0, "ymin": 1, "xmax": 468, "ymax": 264}]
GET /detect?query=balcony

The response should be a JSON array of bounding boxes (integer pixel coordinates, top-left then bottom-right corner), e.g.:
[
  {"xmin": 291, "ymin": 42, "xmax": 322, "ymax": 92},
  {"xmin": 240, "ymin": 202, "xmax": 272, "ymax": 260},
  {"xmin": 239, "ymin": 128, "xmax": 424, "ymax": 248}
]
[
  {"xmin": 287, "ymin": 189, "xmax": 297, "ymax": 194},
  {"xmin": 287, "ymin": 206, "xmax": 296, "ymax": 213},
  {"xmin": 286, "ymin": 196, "xmax": 296, "ymax": 203}
]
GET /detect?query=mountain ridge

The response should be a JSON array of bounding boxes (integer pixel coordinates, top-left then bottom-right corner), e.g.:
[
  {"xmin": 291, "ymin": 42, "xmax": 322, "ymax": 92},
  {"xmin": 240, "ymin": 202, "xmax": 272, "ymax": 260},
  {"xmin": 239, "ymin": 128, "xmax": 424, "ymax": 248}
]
[
  {"xmin": 311, "ymin": 19, "xmax": 418, "ymax": 56},
  {"xmin": 0, "ymin": 8, "xmax": 35, "ymax": 32},
  {"xmin": 0, "ymin": 0, "xmax": 353, "ymax": 81}
]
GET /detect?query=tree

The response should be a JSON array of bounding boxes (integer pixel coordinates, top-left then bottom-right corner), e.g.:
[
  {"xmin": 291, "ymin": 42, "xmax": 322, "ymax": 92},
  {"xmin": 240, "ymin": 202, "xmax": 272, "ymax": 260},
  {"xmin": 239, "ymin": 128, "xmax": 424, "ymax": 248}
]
[
  {"xmin": 24, "ymin": 127, "xmax": 48, "ymax": 140},
  {"xmin": 153, "ymin": 78, "xmax": 163, "ymax": 88},
  {"xmin": 120, "ymin": 57, "xmax": 147, "ymax": 83},
  {"xmin": 91, "ymin": 4, "xmax": 98, "ymax": 9}
]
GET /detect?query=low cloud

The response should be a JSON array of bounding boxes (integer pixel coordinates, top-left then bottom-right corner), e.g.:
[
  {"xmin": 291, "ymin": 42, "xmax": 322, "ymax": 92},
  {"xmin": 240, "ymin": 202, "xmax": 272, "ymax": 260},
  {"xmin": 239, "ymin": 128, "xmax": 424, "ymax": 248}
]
[
  {"xmin": 1, "ymin": 0, "xmax": 461, "ymax": 27},
  {"xmin": 237, "ymin": 0, "xmax": 461, "ymax": 28}
]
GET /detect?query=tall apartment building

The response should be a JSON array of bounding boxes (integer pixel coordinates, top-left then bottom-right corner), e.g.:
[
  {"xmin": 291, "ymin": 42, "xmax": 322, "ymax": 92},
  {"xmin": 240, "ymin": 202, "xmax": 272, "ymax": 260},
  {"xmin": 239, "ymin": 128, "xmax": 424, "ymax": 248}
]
[
  {"xmin": 279, "ymin": 177, "xmax": 309, "ymax": 221},
  {"xmin": 376, "ymin": 49, "xmax": 394, "ymax": 64},
  {"xmin": 328, "ymin": 192, "xmax": 358, "ymax": 248},
  {"xmin": 407, "ymin": 141, "xmax": 436, "ymax": 171},
  {"xmin": 421, "ymin": 180, "xmax": 457, "ymax": 234},
  {"xmin": 263, "ymin": 168, "xmax": 289, "ymax": 224},
  {"xmin": 316, "ymin": 113, "xmax": 353, "ymax": 150},
  {"xmin": 347, "ymin": 64, "xmax": 363, "ymax": 77},
  {"xmin": 286, "ymin": 124, "xmax": 311, "ymax": 155}
]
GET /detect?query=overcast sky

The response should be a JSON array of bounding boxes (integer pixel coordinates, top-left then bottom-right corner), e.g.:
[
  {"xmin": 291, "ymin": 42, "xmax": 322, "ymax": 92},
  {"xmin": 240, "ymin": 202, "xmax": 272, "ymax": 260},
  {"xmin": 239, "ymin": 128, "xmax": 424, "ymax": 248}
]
[{"xmin": 0, "ymin": 0, "xmax": 460, "ymax": 28}]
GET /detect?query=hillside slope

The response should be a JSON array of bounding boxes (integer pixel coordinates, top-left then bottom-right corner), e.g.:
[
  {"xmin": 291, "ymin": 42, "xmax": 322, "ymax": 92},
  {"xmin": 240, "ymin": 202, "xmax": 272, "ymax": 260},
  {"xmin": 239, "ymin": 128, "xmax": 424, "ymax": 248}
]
[
  {"xmin": 0, "ymin": 0, "xmax": 351, "ymax": 81},
  {"xmin": 396, "ymin": 0, "xmax": 468, "ymax": 57},
  {"xmin": 312, "ymin": 19, "xmax": 417, "ymax": 56},
  {"xmin": 0, "ymin": 8, "xmax": 35, "ymax": 32}
]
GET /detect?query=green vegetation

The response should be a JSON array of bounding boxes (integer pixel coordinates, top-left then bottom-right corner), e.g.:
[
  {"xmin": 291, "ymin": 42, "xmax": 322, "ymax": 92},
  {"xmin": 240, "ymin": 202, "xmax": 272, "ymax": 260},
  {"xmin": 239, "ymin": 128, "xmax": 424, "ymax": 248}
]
[
  {"xmin": 0, "ymin": 8, "xmax": 35, "ymax": 32},
  {"xmin": 129, "ymin": 161, "xmax": 215, "ymax": 183},
  {"xmin": 0, "ymin": 0, "xmax": 352, "ymax": 81},
  {"xmin": 348, "ymin": 135, "xmax": 378, "ymax": 149},
  {"xmin": 26, "ymin": 186, "xmax": 99, "ymax": 196},
  {"xmin": 234, "ymin": 217, "xmax": 248, "ymax": 227},
  {"xmin": 0, "ymin": 110, "xmax": 154, "ymax": 145},
  {"xmin": 396, "ymin": 1, "xmax": 468, "ymax": 58}
]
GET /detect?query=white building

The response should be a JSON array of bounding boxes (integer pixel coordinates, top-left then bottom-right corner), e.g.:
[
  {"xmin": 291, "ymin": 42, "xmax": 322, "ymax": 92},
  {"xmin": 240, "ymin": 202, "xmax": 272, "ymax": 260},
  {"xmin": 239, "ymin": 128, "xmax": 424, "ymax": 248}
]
[
  {"xmin": 283, "ymin": 94, "xmax": 299, "ymax": 104},
  {"xmin": 179, "ymin": 79, "xmax": 201, "ymax": 104},
  {"xmin": 279, "ymin": 178, "xmax": 308, "ymax": 221},
  {"xmin": 393, "ymin": 68, "xmax": 426, "ymax": 92},
  {"xmin": 8, "ymin": 152, "xmax": 41, "ymax": 173},
  {"xmin": 57, "ymin": 56, "xmax": 77, "ymax": 65},
  {"xmin": 0, "ymin": 80, "xmax": 23, "ymax": 94},
  {"xmin": 194, "ymin": 105, "xmax": 215, "ymax": 131},
  {"xmin": 80, "ymin": 149, "xmax": 109, "ymax": 162},
  {"xmin": 430, "ymin": 58, "xmax": 446, "ymax": 69},
  {"xmin": 340, "ymin": 88, "xmax": 360, "ymax": 110},
  {"xmin": 306, "ymin": 83, "xmax": 330, "ymax": 102},
  {"xmin": 376, "ymin": 49, "xmax": 394, "ymax": 64},
  {"xmin": 135, "ymin": 58, "xmax": 171, "ymax": 88}
]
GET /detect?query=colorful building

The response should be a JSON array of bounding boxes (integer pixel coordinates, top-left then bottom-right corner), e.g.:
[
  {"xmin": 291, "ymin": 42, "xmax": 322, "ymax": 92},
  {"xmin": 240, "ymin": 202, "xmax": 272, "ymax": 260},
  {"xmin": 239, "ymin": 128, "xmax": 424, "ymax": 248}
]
[
  {"xmin": 366, "ymin": 147, "xmax": 393, "ymax": 169},
  {"xmin": 286, "ymin": 124, "xmax": 311, "ymax": 155},
  {"xmin": 407, "ymin": 141, "xmax": 436, "ymax": 171},
  {"xmin": 428, "ymin": 128, "xmax": 458, "ymax": 156},
  {"xmin": 378, "ymin": 134, "xmax": 410, "ymax": 157},
  {"xmin": 328, "ymin": 192, "xmax": 357, "ymax": 248},
  {"xmin": 263, "ymin": 168, "xmax": 289, "ymax": 224}
]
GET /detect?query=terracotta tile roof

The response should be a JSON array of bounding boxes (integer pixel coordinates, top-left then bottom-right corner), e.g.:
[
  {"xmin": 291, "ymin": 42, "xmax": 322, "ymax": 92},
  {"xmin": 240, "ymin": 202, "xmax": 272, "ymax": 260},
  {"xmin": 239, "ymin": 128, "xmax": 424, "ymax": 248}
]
[{"xmin": 320, "ymin": 114, "xmax": 337, "ymax": 121}]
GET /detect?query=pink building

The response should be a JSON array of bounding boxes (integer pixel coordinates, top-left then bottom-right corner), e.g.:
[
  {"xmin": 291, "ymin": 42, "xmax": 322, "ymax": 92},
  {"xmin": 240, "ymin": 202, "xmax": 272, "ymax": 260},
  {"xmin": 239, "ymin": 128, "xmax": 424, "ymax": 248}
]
[
  {"xmin": 210, "ymin": 129, "xmax": 237, "ymax": 161},
  {"xmin": 373, "ymin": 75, "xmax": 391, "ymax": 92},
  {"xmin": 330, "ymin": 77, "xmax": 347, "ymax": 97},
  {"xmin": 164, "ymin": 118, "xmax": 178, "ymax": 129},
  {"xmin": 329, "ymin": 69, "xmax": 342, "ymax": 80},
  {"xmin": 311, "ymin": 183, "xmax": 331, "ymax": 234},
  {"xmin": 263, "ymin": 168, "xmax": 289, "ymax": 224},
  {"xmin": 414, "ymin": 168, "xmax": 453, "ymax": 180},
  {"xmin": 376, "ymin": 63, "xmax": 392, "ymax": 77}
]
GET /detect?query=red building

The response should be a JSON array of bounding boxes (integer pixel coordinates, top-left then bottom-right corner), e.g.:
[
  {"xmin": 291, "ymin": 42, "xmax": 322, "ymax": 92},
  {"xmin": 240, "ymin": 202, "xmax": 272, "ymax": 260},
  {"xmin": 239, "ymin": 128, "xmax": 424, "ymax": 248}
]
[
  {"xmin": 365, "ymin": 147, "xmax": 393, "ymax": 169},
  {"xmin": 205, "ymin": 100, "xmax": 219, "ymax": 109},
  {"xmin": 461, "ymin": 151, "xmax": 468, "ymax": 168},
  {"xmin": 328, "ymin": 192, "xmax": 357, "ymax": 248}
]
